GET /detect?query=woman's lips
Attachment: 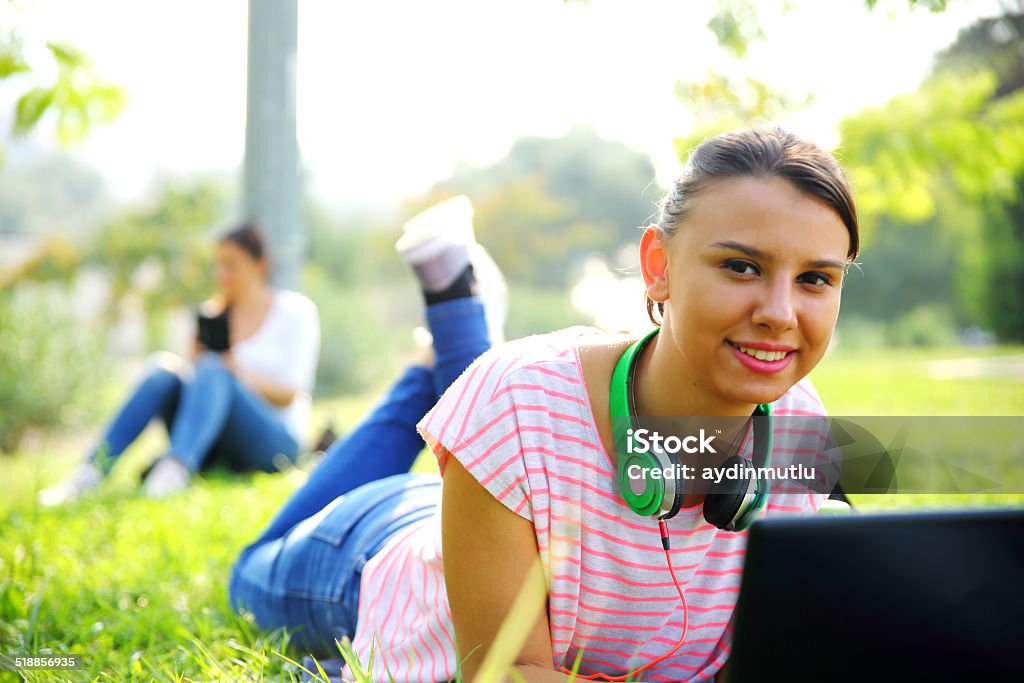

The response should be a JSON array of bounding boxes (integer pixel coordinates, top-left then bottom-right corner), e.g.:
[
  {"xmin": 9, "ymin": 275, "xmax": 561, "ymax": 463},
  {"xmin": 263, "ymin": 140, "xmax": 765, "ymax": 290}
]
[{"xmin": 726, "ymin": 340, "xmax": 796, "ymax": 375}]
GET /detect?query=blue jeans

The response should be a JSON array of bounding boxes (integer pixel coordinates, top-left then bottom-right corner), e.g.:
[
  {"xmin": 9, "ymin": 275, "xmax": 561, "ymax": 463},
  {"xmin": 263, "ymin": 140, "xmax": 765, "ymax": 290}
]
[
  {"xmin": 229, "ymin": 298, "xmax": 491, "ymax": 653},
  {"xmin": 89, "ymin": 352, "xmax": 299, "ymax": 474}
]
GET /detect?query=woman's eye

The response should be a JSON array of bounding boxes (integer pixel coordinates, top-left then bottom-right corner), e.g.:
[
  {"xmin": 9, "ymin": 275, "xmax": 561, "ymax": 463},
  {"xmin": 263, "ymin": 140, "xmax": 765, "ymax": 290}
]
[
  {"xmin": 798, "ymin": 272, "xmax": 832, "ymax": 287},
  {"xmin": 723, "ymin": 259, "xmax": 759, "ymax": 276}
]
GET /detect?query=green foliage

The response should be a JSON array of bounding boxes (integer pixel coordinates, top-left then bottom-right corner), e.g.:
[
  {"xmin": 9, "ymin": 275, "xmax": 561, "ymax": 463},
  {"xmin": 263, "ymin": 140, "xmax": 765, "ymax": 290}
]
[
  {"xmin": 840, "ymin": 71, "xmax": 1024, "ymax": 233},
  {"xmin": 303, "ymin": 266, "xmax": 401, "ymax": 398},
  {"xmin": 836, "ymin": 307, "xmax": 960, "ymax": 350},
  {"xmin": 960, "ymin": 189, "xmax": 1024, "ymax": 341},
  {"xmin": 706, "ymin": 0, "xmax": 954, "ymax": 63},
  {"xmin": 0, "ymin": 236, "xmax": 82, "ymax": 291},
  {"xmin": 673, "ymin": 72, "xmax": 812, "ymax": 158},
  {"xmin": 505, "ymin": 285, "xmax": 588, "ymax": 342},
  {"xmin": 837, "ymin": 8, "xmax": 1024, "ymax": 341},
  {"xmin": 0, "ymin": 32, "xmax": 30, "ymax": 79},
  {"xmin": 9, "ymin": 41, "xmax": 126, "ymax": 146},
  {"xmin": 304, "ymin": 203, "xmax": 406, "ymax": 287},
  {"xmin": 838, "ymin": 219, "xmax": 959, "ymax": 323},
  {"xmin": 0, "ymin": 286, "xmax": 105, "ymax": 453},
  {"xmin": 865, "ymin": 0, "xmax": 952, "ymax": 11},
  {"xmin": 442, "ymin": 125, "xmax": 659, "ymax": 287},
  {"xmin": 471, "ymin": 178, "xmax": 600, "ymax": 288},
  {"xmin": 707, "ymin": 0, "xmax": 766, "ymax": 58},
  {"xmin": 0, "ymin": 154, "xmax": 109, "ymax": 237},
  {"xmin": 935, "ymin": 12, "xmax": 1024, "ymax": 97},
  {"xmin": 89, "ymin": 179, "xmax": 231, "ymax": 348},
  {"xmin": 885, "ymin": 305, "xmax": 961, "ymax": 347}
]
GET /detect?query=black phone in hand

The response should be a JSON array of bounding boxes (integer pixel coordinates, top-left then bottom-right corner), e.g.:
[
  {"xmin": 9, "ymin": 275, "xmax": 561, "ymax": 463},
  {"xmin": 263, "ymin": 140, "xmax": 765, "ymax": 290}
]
[{"xmin": 197, "ymin": 305, "xmax": 231, "ymax": 352}]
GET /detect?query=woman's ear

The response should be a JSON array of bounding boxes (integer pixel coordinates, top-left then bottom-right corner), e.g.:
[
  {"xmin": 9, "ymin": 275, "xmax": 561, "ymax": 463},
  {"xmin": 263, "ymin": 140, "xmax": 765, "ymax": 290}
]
[{"xmin": 640, "ymin": 226, "xmax": 670, "ymax": 304}]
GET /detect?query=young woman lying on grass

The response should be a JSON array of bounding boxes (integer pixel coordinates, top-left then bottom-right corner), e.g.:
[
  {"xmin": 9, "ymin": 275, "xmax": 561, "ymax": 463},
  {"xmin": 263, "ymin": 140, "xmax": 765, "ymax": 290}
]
[{"xmin": 230, "ymin": 127, "xmax": 860, "ymax": 682}]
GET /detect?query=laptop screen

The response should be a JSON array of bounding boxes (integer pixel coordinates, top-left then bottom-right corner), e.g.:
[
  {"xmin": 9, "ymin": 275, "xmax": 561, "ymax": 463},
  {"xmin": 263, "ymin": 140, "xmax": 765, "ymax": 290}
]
[{"xmin": 728, "ymin": 509, "xmax": 1024, "ymax": 682}]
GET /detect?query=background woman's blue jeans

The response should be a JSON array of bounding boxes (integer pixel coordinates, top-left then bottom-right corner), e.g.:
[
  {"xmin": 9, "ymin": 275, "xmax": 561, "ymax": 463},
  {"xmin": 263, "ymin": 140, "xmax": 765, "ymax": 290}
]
[
  {"xmin": 89, "ymin": 352, "xmax": 298, "ymax": 474},
  {"xmin": 228, "ymin": 297, "xmax": 491, "ymax": 653}
]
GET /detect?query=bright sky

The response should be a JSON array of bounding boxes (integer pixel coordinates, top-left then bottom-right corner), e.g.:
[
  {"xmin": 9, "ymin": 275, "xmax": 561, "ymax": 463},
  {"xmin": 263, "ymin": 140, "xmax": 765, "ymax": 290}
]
[{"xmin": 2, "ymin": 0, "xmax": 1005, "ymax": 208}]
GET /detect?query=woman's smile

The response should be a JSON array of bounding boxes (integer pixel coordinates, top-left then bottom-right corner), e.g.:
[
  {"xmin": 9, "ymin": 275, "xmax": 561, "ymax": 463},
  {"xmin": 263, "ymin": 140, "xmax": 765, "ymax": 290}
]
[{"xmin": 725, "ymin": 339, "xmax": 797, "ymax": 374}]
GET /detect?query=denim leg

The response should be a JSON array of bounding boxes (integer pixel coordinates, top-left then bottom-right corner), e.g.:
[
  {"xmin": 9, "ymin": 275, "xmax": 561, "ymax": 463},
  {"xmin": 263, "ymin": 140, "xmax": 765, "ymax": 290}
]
[
  {"xmin": 88, "ymin": 366, "xmax": 183, "ymax": 474},
  {"xmin": 162, "ymin": 353, "xmax": 237, "ymax": 471},
  {"xmin": 229, "ymin": 473, "xmax": 441, "ymax": 655},
  {"xmin": 253, "ymin": 365, "xmax": 436, "ymax": 544},
  {"xmin": 229, "ymin": 299, "xmax": 491, "ymax": 653},
  {"xmin": 426, "ymin": 297, "xmax": 493, "ymax": 397},
  {"xmin": 251, "ymin": 298, "xmax": 491, "ymax": 544},
  {"xmin": 167, "ymin": 352, "xmax": 299, "ymax": 473},
  {"xmin": 205, "ymin": 379, "xmax": 299, "ymax": 473}
]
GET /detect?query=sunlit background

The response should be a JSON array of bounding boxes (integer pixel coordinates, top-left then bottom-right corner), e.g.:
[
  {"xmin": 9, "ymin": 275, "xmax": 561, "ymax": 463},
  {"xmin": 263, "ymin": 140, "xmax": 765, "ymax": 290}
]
[
  {"xmin": 5, "ymin": 0, "xmax": 1001, "ymax": 203},
  {"xmin": 2, "ymin": 0, "xmax": 1022, "ymax": 450}
]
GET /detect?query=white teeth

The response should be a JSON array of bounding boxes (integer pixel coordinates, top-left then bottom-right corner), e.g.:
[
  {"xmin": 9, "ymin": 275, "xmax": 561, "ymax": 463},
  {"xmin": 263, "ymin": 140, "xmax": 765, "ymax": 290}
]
[{"xmin": 735, "ymin": 344, "xmax": 789, "ymax": 362}]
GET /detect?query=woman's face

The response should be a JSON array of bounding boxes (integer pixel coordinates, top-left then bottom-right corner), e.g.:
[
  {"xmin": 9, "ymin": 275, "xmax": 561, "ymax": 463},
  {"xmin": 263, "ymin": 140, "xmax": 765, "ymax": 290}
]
[
  {"xmin": 644, "ymin": 175, "xmax": 851, "ymax": 410},
  {"xmin": 215, "ymin": 241, "xmax": 266, "ymax": 302}
]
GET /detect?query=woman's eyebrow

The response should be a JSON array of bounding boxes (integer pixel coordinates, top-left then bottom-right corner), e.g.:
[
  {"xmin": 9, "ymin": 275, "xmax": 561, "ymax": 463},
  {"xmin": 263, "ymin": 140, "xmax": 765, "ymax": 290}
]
[
  {"xmin": 709, "ymin": 240, "xmax": 769, "ymax": 260},
  {"xmin": 709, "ymin": 240, "xmax": 845, "ymax": 270}
]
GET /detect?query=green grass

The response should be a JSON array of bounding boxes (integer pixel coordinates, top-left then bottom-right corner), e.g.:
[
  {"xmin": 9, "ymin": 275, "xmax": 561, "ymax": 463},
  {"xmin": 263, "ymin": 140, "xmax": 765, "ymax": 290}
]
[
  {"xmin": 810, "ymin": 345, "xmax": 1024, "ymax": 415},
  {"xmin": 809, "ymin": 345, "xmax": 1024, "ymax": 510},
  {"xmin": 2, "ymin": 346, "xmax": 1023, "ymax": 681}
]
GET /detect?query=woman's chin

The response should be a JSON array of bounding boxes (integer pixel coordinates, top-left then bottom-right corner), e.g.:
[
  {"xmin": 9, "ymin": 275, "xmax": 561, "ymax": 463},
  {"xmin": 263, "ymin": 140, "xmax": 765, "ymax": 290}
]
[{"xmin": 722, "ymin": 376, "xmax": 795, "ymax": 408}]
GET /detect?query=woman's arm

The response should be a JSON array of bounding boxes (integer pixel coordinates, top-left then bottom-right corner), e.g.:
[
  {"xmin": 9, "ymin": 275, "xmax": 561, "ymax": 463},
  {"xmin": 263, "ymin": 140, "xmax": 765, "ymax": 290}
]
[
  {"xmin": 441, "ymin": 454, "xmax": 574, "ymax": 683},
  {"xmin": 221, "ymin": 351, "xmax": 297, "ymax": 407}
]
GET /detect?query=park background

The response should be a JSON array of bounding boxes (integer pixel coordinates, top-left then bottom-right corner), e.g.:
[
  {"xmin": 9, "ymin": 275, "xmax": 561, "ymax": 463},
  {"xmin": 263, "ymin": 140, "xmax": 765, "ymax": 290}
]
[{"xmin": 1, "ymin": 0, "xmax": 1023, "ymax": 680}]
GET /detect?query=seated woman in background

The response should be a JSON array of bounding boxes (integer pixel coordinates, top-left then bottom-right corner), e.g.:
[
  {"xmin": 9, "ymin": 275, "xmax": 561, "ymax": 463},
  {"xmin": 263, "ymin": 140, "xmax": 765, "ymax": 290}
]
[{"xmin": 39, "ymin": 223, "xmax": 321, "ymax": 504}]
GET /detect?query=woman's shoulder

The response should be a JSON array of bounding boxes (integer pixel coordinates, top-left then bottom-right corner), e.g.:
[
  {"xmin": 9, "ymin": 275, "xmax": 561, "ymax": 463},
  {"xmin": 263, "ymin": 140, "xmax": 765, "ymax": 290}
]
[
  {"xmin": 471, "ymin": 326, "xmax": 617, "ymax": 388},
  {"xmin": 271, "ymin": 289, "xmax": 319, "ymax": 322}
]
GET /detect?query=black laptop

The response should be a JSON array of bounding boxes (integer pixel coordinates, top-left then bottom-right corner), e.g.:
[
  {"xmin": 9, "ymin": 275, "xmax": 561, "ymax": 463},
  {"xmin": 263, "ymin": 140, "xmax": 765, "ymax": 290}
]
[{"xmin": 728, "ymin": 509, "xmax": 1024, "ymax": 682}]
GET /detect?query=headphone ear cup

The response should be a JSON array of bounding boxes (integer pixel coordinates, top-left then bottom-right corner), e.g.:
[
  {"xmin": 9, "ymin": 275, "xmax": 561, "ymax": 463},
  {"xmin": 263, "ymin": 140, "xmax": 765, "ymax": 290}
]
[
  {"xmin": 659, "ymin": 450, "xmax": 685, "ymax": 520},
  {"xmin": 703, "ymin": 456, "xmax": 755, "ymax": 530}
]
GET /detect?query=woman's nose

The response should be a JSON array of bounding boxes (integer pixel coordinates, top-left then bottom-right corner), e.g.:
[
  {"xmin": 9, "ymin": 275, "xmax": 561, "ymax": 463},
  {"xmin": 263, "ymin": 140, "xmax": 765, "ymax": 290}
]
[{"xmin": 751, "ymin": 279, "xmax": 797, "ymax": 333}]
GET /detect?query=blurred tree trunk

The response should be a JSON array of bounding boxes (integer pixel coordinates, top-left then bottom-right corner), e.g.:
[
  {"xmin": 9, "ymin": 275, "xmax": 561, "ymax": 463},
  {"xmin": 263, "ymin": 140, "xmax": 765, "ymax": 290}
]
[{"xmin": 243, "ymin": 0, "xmax": 302, "ymax": 290}]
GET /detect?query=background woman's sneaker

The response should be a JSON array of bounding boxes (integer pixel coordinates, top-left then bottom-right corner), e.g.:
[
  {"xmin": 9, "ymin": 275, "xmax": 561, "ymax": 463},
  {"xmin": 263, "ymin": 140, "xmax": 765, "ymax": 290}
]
[
  {"xmin": 142, "ymin": 456, "xmax": 191, "ymax": 499},
  {"xmin": 38, "ymin": 461, "xmax": 103, "ymax": 507}
]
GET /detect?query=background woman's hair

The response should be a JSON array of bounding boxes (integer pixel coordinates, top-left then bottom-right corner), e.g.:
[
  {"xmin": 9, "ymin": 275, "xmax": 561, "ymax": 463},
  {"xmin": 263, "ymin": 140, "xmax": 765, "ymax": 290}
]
[
  {"xmin": 218, "ymin": 221, "xmax": 267, "ymax": 262},
  {"xmin": 648, "ymin": 126, "xmax": 860, "ymax": 325}
]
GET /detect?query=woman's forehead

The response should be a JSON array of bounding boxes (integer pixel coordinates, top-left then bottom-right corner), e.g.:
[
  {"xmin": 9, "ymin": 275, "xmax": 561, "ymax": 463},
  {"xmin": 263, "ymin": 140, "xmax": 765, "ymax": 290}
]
[
  {"xmin": 217, "ymin": 241, "xmax": 253, "ymax": 260},
  {"xmin": 678, "ymin": 176, "xmax": 850, "ymax": 259}
]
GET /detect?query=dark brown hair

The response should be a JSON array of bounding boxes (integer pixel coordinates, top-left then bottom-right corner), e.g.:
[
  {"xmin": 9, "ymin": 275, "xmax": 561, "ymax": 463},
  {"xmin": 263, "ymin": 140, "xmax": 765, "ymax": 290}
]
[
  {"xmin": 218, "ymin": 222, "xmax": 267, "ymax": 262},
  {"xmin": 647, "ymin": 126, "xmax": 860, "ymax": 325}
]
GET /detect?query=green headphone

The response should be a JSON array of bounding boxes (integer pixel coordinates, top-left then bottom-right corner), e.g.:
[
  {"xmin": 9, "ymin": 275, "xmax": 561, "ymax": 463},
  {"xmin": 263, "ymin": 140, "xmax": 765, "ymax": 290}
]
[{"xmin": 610, "ymin": 327, "xmax": 772, "ymax": 531}]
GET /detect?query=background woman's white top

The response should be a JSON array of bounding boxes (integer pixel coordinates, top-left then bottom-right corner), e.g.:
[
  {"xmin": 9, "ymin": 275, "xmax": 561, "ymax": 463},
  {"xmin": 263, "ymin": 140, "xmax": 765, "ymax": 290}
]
[{"xmin": 231, "ymin": 289, "xmax": 321, "ymax": 443}]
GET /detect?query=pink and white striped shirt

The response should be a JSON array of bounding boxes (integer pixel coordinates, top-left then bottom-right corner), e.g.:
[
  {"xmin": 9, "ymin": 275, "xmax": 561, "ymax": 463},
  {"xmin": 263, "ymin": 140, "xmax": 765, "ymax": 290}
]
[{"xmin": 347, "ymin": 327, "xmax": 829, "ymax": 682}]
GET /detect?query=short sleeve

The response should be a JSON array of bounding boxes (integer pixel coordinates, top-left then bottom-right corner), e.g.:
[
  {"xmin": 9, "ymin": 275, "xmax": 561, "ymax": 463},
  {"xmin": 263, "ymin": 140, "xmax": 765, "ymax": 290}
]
[{"xmin": 417, "ymin": 348, "xmax": 533, "ymax": 522}]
